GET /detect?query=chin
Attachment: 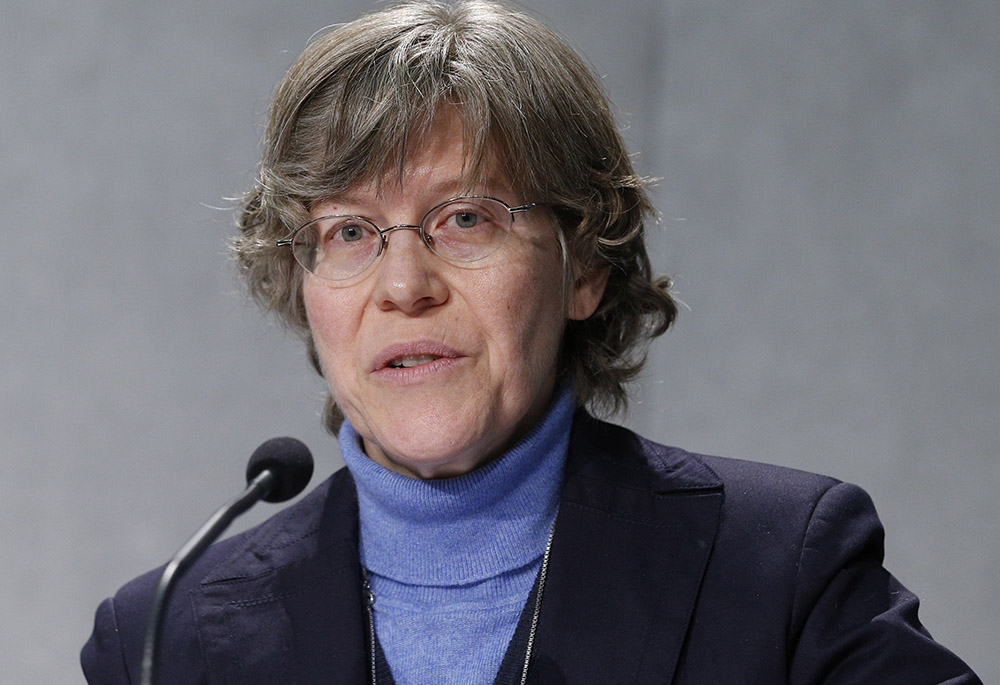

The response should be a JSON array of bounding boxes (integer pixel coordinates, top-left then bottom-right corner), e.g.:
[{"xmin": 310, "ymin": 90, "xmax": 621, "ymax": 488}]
[
  {"xmin": 395, "ymin": 441, "xmax": 478, "ymax": 474},
  {"xmin": 368, "ymin": 427, "xmax": 498, "ymax": 479}
]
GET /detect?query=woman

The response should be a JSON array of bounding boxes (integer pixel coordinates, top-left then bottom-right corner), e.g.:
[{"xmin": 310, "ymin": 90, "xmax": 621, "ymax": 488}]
[{"xmin": 82, "ymin": 1, "xmax": 980, "ymax": 683}]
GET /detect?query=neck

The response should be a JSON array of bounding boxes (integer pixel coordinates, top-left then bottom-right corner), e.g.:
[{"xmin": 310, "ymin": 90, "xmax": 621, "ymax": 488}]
[{"xmin": 338, "ymin": 384, "xmax": 575, "ymax": 584}]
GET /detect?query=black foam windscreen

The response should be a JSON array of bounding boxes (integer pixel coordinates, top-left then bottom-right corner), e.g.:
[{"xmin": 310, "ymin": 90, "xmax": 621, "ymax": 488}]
[{"xmin": 245, "ymin": 437, "xmax": 314, "ymax": 503}]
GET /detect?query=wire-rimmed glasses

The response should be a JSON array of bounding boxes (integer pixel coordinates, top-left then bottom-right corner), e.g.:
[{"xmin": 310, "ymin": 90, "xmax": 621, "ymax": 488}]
[{"xmin": 277, "ymin": 196, "xmax": 538, "ymax": 281}]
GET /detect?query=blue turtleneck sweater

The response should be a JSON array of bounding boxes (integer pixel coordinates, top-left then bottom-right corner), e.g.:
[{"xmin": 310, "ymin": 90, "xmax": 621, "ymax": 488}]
[{"xmin": 338, "ymin": 386, "xmax": 574, "ymax": 685}]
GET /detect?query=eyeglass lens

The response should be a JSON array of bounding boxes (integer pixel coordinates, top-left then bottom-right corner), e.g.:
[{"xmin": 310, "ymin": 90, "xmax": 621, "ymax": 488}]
[{"xmin": 290, "ymin": 197, "xmax": 514, "ymax": 281}]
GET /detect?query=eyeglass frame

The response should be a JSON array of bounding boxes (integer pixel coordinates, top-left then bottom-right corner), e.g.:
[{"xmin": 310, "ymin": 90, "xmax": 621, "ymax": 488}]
[{"xmin": 276, "ymin": 195, "xmax": 539, "ymax": 281}]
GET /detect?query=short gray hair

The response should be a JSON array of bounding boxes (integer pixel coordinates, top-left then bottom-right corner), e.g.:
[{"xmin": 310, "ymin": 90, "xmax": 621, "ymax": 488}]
[{"xmin": 233, "ymin": 0, "xmax": 677, "ymax": 432}]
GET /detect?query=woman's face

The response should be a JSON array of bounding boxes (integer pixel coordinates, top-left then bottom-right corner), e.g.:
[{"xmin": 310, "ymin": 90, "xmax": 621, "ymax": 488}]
[{"xmin": 302, "ymin": 113, "xmax": 606, "ymax": 479}]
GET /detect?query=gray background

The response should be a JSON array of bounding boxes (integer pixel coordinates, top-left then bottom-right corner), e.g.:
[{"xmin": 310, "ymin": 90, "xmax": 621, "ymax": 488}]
[{"xmin": 2, "ymin": 0, "xmax": 996, "ymax": 682}]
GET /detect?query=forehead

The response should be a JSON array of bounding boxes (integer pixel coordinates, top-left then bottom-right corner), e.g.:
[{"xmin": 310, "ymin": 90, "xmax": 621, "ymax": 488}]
[{"xmin": 317, "ymin": 109, "xmax": 517, "ymax": 210}]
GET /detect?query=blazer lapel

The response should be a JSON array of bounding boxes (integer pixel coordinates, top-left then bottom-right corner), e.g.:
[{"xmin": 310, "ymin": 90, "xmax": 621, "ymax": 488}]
[
  {"xmin": 530, "ymin": 415, "xmax": 723, "ymax": 684},
  {"xmin": 190, "ymin": 469, "xmax": 369, "ymax": 684}
]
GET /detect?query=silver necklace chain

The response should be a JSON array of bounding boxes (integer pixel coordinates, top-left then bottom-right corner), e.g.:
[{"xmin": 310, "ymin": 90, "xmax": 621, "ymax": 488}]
[
  {"xmin": 361, "ymin": 516, "xmax": 557, "ymax": 685},
  {"xmin": 519, "ymin": 518, "xmax": 556, "ymax": 685}
]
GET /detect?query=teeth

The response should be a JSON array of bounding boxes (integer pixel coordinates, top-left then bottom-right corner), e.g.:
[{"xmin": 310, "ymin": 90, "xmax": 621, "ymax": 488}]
[{"xmin": 389, "ymin": 354, "xmax": 439, "ymax": 369}]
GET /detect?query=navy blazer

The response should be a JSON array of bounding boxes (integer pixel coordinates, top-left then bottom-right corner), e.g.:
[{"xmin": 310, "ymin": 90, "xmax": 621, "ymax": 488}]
[{"xmin": 82, "ymin": 414, "xmax": 980, "ymax": 683}]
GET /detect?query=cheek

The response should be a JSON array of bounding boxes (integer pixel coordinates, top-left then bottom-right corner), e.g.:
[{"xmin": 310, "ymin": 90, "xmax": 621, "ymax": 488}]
[
  {"xmin": 302, "ymin": 281, "xmax": 360, "ymax": 374},
  {"xmin": 303, "ymin": 285, "xmax": 330, "ymax": 344},
  {"xmin": 485, "ymin": 256, "xmax": 567, "ymax": 362}
]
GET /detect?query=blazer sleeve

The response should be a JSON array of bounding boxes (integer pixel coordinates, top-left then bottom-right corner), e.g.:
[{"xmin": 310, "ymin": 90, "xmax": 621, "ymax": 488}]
[
  {"xmin": 81, "ymin": 596, "xmax": 133, "ymax": 684},
  {"xmin": 787, "ymin": 481, "xmax": 981, "ymax": 684}
]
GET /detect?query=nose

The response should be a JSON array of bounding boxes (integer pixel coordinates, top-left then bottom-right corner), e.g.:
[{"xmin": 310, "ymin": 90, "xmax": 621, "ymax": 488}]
[{"xmin": 371, "ymin": 227, "xmax": 449, "ymax": 315}]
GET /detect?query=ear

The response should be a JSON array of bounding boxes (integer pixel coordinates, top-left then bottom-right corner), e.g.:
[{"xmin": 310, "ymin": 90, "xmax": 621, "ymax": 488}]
[{"xmin": 568, "ymin": 263, "xmax": 610, "ymax": 321}]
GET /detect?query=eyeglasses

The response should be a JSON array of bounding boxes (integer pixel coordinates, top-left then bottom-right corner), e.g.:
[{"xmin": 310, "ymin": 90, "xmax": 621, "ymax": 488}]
[{"xmin": 277, "ymin": 196, "xmax": 539, "ymax": 281}]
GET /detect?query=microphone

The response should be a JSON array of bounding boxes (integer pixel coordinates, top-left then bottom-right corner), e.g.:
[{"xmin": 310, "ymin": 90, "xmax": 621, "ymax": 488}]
[
  {"xmin": 139, "ymin": 438, "xmax": 314, "ymax": 685},
  {"xmin": 246, "ymin": 436, "xmax": 315, "ymax": 503}
]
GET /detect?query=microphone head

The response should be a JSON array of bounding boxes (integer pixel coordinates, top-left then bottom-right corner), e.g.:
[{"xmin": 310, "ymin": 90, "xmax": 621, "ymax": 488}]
[{"xmin": 246, "ymin": 437, "xmax": 314, "ymax": 503}]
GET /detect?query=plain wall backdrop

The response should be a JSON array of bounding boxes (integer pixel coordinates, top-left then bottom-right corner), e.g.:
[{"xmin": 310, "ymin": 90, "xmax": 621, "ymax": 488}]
[{"xmin": 1, "ymin": 0, "xmax": 996, "ymax": 682}]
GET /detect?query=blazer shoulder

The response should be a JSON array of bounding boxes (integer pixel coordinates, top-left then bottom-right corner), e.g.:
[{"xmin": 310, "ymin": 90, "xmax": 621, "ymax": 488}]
[
  {"xmin": 82, "ymin": 467, "xmax": 360, "ymax": 683},
  {"xmin": 568, "ymin": 411, "xmax": 723, "ymax": 493},
  {"xmin": 686, "ymin": 451, "xmax": 862, "ymax": 550},
  {"xmin": 699, "ymin": 452, "xmax": 843, "ymax": 505},
  {"xmin": 570, "ymin": 412, "xmax": 861, "ymax": 541},
  {"xmin": 118, "ymin": 465, "xmax": 356, "ymax": 601},
  {"xmin": 570, "ymin": 411, "xmax": 842, "ymax": 501}
]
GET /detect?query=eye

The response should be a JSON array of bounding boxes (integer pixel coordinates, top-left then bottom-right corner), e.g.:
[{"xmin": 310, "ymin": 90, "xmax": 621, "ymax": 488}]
[
  {"xmin": 336, "ymin": 224, "xmax": 365, "ymax": 242},
  {"xmin": 319, "ymin": 219, "xmax": 373, "ymax": 246},
  {"xmin": 423, "ymin": 198, "xmax": 510, "ymax": 263},
  {"xmin": 454, "ymin": 211, "xmax": 480, "ymax": 229},
  {"xmin": 437, "ymin": 202, "xmax": 499, "ymax": 232}
]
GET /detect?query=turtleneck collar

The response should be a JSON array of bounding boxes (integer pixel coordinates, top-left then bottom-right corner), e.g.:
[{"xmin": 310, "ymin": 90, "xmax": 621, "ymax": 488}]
[{"xmin": 339, "ymin": 384, "xmax": 575, "ymax": 586}]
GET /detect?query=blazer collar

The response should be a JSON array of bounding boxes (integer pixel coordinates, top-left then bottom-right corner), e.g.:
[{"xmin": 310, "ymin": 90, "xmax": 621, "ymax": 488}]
[
  {"xmin": 188, "ymin": 413, "xmax": 723, "ymax": 685},
  {"xmin": 529, "ymin": 413, "xmax": 724, "ymax": 684}
]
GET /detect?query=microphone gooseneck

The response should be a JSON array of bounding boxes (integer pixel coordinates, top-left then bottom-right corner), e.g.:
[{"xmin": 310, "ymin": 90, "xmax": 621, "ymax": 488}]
[{"xmin": 139, "ymin": 438, "xmax": 314, "ymax": 685}]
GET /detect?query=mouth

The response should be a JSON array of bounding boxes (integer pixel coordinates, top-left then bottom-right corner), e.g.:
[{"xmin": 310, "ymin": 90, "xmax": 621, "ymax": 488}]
[
  {"xmin": 386, "ymin": 354, "xmax": 441, "ymax": 369},
  {"xmin": 372, "ymin": 341, "xmax": 463, "ymax": 373}
]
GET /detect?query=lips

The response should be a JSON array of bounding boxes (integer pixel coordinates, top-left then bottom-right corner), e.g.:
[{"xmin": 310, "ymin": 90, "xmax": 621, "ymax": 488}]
[{"xmin": 371, "ymin": 341, "xmax": 463, "ymax": 373}]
